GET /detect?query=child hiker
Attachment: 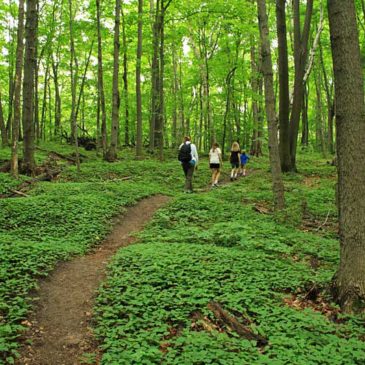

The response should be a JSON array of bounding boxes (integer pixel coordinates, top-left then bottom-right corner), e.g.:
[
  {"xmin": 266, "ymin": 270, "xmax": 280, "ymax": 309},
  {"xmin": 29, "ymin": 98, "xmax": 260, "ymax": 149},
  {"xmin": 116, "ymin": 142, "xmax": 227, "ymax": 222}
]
[
  {"xmin": 240, "ymin": 150, "xmax": 250, "ymax": 176},
  {"xmin": 230, "ymin": 141, "xmax": 241, "ymax": 181},
  {"xmin": 209, "ymin": 142, "xmax": 223, "ymax": 187}
]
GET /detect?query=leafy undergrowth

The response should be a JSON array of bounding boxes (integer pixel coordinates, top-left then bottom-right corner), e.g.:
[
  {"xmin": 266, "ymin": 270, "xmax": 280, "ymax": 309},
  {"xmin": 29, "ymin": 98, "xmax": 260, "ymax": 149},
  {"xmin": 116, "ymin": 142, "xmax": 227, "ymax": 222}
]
[
  {"xmin": 0, "ymin": 145, "xmax": 211, "ymax": 364},
  {"xmin": 94, "ymin": 152, "xmax": 365, "ymax": 364}
]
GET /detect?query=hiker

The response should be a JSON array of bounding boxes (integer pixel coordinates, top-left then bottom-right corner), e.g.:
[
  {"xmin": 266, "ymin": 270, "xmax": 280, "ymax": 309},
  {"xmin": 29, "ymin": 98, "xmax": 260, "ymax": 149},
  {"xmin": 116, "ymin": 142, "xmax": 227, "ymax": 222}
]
[
  {"xmin": 240, "ymin": 150, "xmax": 250, "ymax": 176},
  {"xmin": 230, "ymin": 141, "xmax": 241, "ymax": 181},
  {"xmin": 178, "ymin": 136, "xmax": 199, "ymax": 193},
  {"xmin": 209, "ymin": 142, "xmax": 223, "ymax": 187}
]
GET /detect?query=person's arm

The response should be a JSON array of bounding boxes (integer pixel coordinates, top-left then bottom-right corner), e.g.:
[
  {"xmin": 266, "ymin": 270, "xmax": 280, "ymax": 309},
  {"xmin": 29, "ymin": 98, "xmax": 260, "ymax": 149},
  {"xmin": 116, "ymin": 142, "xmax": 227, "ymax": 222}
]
[
  {"xmin": 191, "ymin": 144, "xmax": 199, "ymax": 164},
  {"xmin": 219, "ymin": 148, "xmax": 223, "ymax": 165}
]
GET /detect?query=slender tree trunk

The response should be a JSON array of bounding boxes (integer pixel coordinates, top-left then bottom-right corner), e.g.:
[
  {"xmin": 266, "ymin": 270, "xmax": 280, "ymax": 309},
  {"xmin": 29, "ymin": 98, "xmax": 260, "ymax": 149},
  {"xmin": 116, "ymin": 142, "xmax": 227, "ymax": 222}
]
[
  {"xmin": 136, "ymin": 0, "xmax": 143, "ymax": 158},
  {"xmin": 257, "ymin": 0, "xmax": 285, "ymax": 210},
  {"xmin": 0, "ymin": 93, "xmax": 8, "ymax": 147},
  {"xmin": 320, "ymin": 39, "xmax": 335, "ymax": 154},
  {"xmin": 22, "ymin": 0, "xmax": 38, "ymax": 175},
  {"xmin": 11, "ymin": 0, "xmax": 25, "ymax": 177},
  {"xmin": 68, "ymin": 0, "xmax": 80, "ymax": 171},
  {"xmin": 121, "ymin": 6, "xmax": 130, "ymax": 146},
  {"xmin": 289, "ymin": 0, "xmax": 313, "ymax": 171},
  {"xmin": 315, "ymin": 68, "xmax": 326, "ymax": 155},
  {"xmin": 301, "ymin": 84, "xmax": 309, "ymax": 146},
  {"xmin": 328, "ymin": 0, "xmax": 365, "ymax": 313},
  {"xmin": 250, "ymin": 43, "xmax": 261, "ymax": 157},
  {"xmin": 96, "ymin": 0, "xmax": 107, "ymax": 156},
  {"xmin": 150, "ymin": 0, "xmax": 160, "ymax": 151},
  {"xmin": 157, "ymin": 0, "xmax": 165, "ymax": 160},
  {"xmin": 106, "ymin": 0, "xmax": 121, "ymax": 161},
  {"xmin": 40, "ymin": 60, "xmax": 49, "ymax": 141},
  {"xmin": 52, "ymin": 54, "xmax": 61, "ymax": 139},
  {"xmin": 276, "ymin": 0, "xmax": 291, "ymax": 172}
]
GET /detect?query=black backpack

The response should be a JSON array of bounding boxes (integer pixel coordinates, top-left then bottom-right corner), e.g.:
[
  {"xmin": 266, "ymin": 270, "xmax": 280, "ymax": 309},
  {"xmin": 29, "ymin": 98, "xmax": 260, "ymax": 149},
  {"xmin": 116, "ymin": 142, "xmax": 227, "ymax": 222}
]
[{"xmin": 178, "ymin": 143, "xmax": 192, "ymax": 162}]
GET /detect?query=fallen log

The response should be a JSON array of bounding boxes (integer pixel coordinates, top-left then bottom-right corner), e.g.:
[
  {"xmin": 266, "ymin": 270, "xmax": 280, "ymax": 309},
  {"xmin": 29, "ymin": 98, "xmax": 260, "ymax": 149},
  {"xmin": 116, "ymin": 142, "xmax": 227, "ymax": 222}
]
[{"xmin": 207, "ymin": 301, "xmax": 268, "ymax": 346}]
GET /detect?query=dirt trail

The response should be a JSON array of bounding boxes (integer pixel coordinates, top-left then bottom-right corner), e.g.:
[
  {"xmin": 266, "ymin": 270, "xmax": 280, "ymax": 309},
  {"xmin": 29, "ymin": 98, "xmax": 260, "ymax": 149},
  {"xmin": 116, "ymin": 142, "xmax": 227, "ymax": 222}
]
[{"xmin": 17, "ymin": 195, "xmax": 170, "ymax": 365}]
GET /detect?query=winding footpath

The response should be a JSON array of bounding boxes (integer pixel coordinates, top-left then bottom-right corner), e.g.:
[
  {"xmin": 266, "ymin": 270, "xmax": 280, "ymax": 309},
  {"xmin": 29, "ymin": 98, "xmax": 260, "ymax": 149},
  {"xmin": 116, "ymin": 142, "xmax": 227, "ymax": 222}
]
[{"xmin": 17, "ymin": 195, "xmax": 170, "ymax": 365}]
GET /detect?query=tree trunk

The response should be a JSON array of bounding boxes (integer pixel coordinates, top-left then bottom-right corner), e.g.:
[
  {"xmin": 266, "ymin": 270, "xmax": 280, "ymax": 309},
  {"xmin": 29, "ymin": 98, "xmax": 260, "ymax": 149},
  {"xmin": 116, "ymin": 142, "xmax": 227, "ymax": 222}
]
[
  {"xmin": 288, "ymin": 0, "xmax": 313, "ymax": 171},
  {"xmin": 68, "ymin": 0, "xmax": 80, "ymax": 171},
  {"xmin": 40, "ymin": 60, "xmax": 49, "ymax": 141},
  {"xmin": 96, "ymin": 0, "xmax": 107, "ymax": 156},
  {"xmin": 314, "ymin": 68, "xmax": 326, "ymax": 155},
  {"xmin": 121, "ymin": 6, "xmax": 130, "ymax": 146},
  {"xmin": 257, "ymin": 0, "xmax": 285, "ymax": 210},
  {"xmin": 301, "ymin": 84, "xmax": 309, "ymax": 146},
  {"xmin": 52, "ymin": 52, "xmax": 61, "ymax": 139},
  {"xmin": 328, "ymin": 0, "xmax": 365, "ymax": 313},
  {"xmin": 106, "ymin": 0, "xmax": 121, "ymax": 161},
  {"xmin": 250, "ymin": 43, "xmax": 262, "ymax": 157},
  {"xmin": 320, "ymin": 39, "xmax": 335, "ymax": 154},
  {"xmin": 136, "ymin": 0, "xmax": 143, "ymax": 158},
  {"xmin": 11, "ymin": 0, "xmax": 25, "ymax": 177},
  {"xmin": 150, "ymin": 0, "xmax": 160, "ymax": 151},
  {"xmin": 276, "ymin": 0, "xmax": 291, "ymax": 172},
  {"xmin": 0, "ymin": 93, "xmax": 8, "ymax": 147},
  {"xmin": 22, "ymin": 0, "xmax": 38, "ymax": 175}
]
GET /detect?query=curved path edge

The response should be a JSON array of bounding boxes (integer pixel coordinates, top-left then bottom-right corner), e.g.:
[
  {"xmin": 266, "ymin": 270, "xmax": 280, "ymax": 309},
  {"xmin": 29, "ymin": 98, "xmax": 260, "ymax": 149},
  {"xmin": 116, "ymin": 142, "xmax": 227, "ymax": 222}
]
[{"xmin": 17, "ymin": 195, "xmax": 170, "ymax": 365}]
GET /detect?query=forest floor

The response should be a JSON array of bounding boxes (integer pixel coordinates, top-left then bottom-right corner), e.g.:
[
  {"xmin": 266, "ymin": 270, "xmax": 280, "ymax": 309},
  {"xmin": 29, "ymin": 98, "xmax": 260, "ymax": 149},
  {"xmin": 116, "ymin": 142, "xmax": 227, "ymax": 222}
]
[
  {"xmin": 1, "ymin": 144, "xmax": 365, "ymax": 365},
  {"xmin": 16, "ymin": 195, "xmax": 169, "ymax": 365}
]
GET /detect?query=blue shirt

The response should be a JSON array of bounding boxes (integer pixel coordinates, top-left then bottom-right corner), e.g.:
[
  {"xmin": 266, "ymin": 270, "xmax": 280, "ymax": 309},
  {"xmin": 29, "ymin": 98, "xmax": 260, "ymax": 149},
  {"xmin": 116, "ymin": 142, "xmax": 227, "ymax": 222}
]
[{"xmin": 240, "ymin": 153, "xmax": 250, "ymax": 164}]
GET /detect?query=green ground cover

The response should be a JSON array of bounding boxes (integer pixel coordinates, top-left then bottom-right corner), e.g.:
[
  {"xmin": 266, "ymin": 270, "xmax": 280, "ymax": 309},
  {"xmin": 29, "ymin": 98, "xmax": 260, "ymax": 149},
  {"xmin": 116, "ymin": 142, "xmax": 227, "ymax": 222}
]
[
  {"xmin": 0, "ymin": 145, "xmax": 210, "ymax": 364},
  {"xmin": 1, "ymin": 146, "xmax": 364, "ymax": 365},
  {"xmin": 94, "ymin": 153, "xmax": 365, "ymax": 364}
]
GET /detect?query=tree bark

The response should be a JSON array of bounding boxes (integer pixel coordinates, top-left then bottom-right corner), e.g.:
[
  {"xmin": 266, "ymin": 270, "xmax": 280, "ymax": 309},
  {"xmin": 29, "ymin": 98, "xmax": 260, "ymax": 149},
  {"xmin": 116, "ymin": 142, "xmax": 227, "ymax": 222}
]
[
  {"xmin": 328, "ymin": 0, "xmax": 365, "ymax": 313},
  {"xmin": 11, "ymin": 0, "xmax": 25, "ymax": 177},
  {"xmin": 0, "ymin": 93, "xmax": 8, "ymax": 147},
  {"xmin": 257, "ymin": 0, "xmax": 285, "ymax": 211},
  {"xmin": 96, "ymin": 0, "xmax": 107, "ymax": 156},
  {"xmin": 276, "ymin": 0, "xmax": 291, "ymax": 172},
  {"xmin": 136, "ymin": 0, "xmax": 143, "ymax": 158},
  {"xmin": 288, "ymin": 0, "xmax": 313, "ymax": 171},
  {"xmin": 68, "ymin": 0, "xmax": 80, "ymax": 171},
  {"xmin": 121, "ymin": 6, "xmax": 130, "ymax": 146},
  {"xmin": 22, "ymin": 0, "xmax": 38, "ymax": 175},
  {"xmin": 106, "ymin": 0, "xmax": 121, "ymax": 161}
]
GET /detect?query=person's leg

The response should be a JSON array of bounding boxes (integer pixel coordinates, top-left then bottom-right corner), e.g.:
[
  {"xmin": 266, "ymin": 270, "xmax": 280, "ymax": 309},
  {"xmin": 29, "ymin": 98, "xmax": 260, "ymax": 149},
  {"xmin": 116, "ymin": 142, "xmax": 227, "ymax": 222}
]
[
  {"xmin": 215, "ymin": 168, "xmax": 220, "ymax": 185},
  {"xmin": 243, "ymin": 164, "xmax": 246, "ymax": 176},
  {"xmin": 182, "ymin": 163, "xmax": 189, "ymax": 177},
  {"xmin": 234, "ymin": 165, "xmax": 238, "ymax": 179},
  {"xmin": 185, "ymin": 165, "xmax": 194, "ymax": 192},
  {"xmin": 230, "ymin": 166, "xmax": 235, "ymax": 181},
  {"xmin": 211, "ymin": 169, "xmax": 216, "ymax": 186}
]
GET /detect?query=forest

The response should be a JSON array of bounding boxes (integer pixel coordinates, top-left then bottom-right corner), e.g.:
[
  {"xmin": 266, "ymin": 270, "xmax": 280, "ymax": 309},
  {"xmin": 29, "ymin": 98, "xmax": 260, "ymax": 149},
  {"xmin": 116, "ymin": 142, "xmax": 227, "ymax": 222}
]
[{"xmin": 0, "ymin": 0, "xmax": 365, "ymax": 364}]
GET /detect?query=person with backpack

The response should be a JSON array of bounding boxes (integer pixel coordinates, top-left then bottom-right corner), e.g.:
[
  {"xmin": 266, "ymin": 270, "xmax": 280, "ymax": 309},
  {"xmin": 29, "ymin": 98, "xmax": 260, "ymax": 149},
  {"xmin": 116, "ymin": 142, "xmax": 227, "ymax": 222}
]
[{"xmin": 178, "ymin": 136, "xmax": 199, "ymax": 193}]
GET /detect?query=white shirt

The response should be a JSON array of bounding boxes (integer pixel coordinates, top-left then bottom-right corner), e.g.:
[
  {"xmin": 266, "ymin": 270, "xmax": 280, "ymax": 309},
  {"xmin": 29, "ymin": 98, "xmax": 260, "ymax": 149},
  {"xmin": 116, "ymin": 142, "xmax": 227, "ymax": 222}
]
[
  {"xmin": 179, "ymin": 141, "xmax": 199, "ymax": 165},
  {"xmin": 209, "ymin": 148, "xmax": 222, "ymax": 164}
]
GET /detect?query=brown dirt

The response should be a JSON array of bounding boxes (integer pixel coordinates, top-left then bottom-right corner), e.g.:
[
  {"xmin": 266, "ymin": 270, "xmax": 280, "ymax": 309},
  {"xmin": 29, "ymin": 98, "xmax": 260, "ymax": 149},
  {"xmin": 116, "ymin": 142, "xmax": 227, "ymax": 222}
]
[{"xmin": 17, "ymin": 195, "xmax": 170, "ymax": 365}]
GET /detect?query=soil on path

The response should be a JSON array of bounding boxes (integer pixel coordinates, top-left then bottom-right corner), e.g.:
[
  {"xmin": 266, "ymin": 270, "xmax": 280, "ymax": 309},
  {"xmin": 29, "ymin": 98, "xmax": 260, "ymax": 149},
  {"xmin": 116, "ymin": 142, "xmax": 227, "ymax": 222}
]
[{"xmin": 17, "ymin": 195, "xmax": 170, "ymax": 365}]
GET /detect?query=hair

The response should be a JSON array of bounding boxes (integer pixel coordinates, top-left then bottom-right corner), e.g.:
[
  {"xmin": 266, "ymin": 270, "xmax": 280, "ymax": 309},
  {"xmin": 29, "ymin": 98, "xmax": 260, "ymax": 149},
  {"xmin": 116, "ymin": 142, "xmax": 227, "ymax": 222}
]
[
  {"xmin": 212, "ymin": 142, "xmax": 219, "ymax": 152},
  {"xmin": 231, "ymin": 141, "xmax": 240, "ymax": 152},
  {"xmin": 241, "ymin": 149, "xmax": 246, "ymax": 154},
  {"xmin": 184, "ymin": 136, "xmax": 191, "ymax": 142}
]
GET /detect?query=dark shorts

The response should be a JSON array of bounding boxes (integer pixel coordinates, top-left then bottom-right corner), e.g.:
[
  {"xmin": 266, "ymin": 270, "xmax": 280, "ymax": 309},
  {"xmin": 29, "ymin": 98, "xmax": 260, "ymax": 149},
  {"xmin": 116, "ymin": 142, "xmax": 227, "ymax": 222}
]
[
  {"xmin": 231, "ymin": 162, "xmax": 239, "ymax": 168},
  {"xmin": 210, "ymin": 163, "xmax": 220, "ymax": 169},
  {"xmin": 240, "ymin": 163, "xmax": 246, "ymax": 168}
]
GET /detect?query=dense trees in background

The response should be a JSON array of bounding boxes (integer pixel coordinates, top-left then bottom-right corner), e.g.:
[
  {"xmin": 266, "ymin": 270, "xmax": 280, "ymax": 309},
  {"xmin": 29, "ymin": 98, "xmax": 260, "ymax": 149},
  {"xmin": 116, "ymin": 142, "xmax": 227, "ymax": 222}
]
[{"xmin": 0, "ymin": 0, "xmax": 343, "ymax": 167}]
